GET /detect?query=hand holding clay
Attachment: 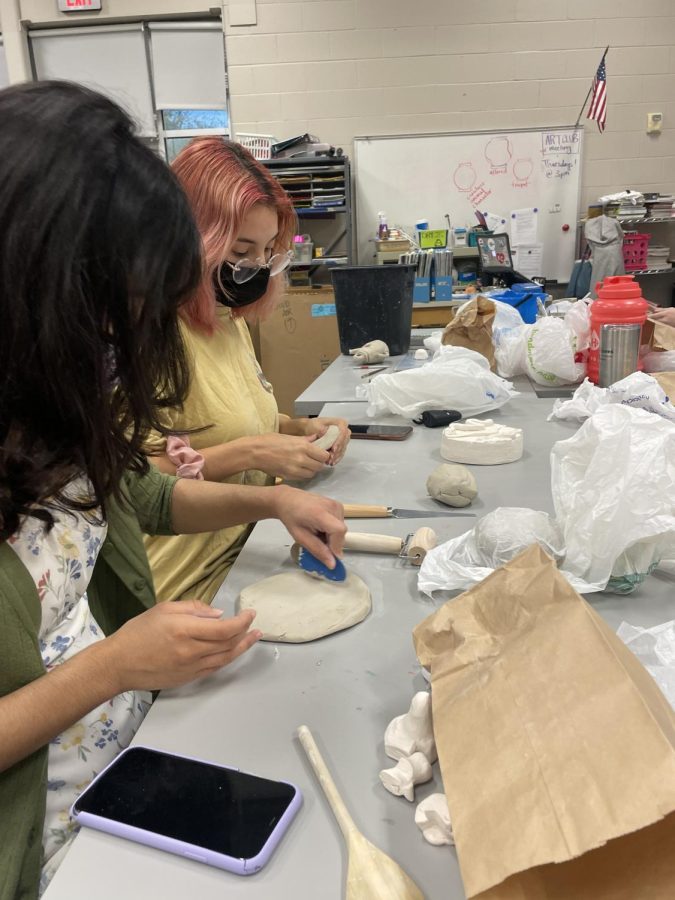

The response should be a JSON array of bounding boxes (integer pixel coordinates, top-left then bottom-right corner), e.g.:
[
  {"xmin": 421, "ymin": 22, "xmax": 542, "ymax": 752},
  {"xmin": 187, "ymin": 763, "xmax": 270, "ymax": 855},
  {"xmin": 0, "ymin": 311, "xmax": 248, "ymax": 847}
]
[
  {"xmin": 251, "ymin": 433, "xmax": 330, "ymax": 481},
  {"xmin": 302, "ymin": 416, "xmax": 351, "ymax": 465},
  {"xmin": 427, "ymin": 463, "xmax": 478, "ymax": 508},
  {"xmin": 272, "ymin": 484, "xmax": 346, "ymax": 570},
  {"xmin": 415, "ymin": 794, "xmax": 454, "ymax": 846},
  {"xmin": 349, "ymin": 340, "xmax": 389, "ymax": 364},
  {"xmin": 384, "ymin": 691, "xmax": 437, "ymax": 763},
  {"xmin": 379, "ymin": 752, "xmax": 432, "ymax": 802}
]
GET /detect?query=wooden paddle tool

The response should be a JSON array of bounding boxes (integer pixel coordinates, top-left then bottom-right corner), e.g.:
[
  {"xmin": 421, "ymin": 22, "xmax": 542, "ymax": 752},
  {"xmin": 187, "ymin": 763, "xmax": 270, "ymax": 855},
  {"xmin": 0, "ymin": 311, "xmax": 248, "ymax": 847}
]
[{"xmin": 297, "ymin": 725, "xmax": 425, "ymax": 900}]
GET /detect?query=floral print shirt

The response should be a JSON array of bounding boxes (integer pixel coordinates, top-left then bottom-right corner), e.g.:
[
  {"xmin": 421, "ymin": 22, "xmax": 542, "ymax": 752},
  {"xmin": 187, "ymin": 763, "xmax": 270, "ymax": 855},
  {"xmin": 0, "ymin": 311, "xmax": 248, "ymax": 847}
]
[{"xmin": 8, "ymin": 478, "xmax": 151, "ymax": 894}]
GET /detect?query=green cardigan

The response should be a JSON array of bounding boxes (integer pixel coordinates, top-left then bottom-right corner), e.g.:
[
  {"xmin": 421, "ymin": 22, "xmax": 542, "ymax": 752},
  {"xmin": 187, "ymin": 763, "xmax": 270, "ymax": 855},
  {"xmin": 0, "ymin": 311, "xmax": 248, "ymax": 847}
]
[{"xmin": 0, "ymin": 466, "xmax": 177, "ymax": 900}]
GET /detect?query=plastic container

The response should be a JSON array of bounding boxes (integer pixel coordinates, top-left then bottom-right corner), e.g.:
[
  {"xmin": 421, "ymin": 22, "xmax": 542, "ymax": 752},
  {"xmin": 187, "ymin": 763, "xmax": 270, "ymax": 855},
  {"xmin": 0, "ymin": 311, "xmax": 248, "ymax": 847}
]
[
  {"xmin": 622, "ymin": 232, "xmax": 650, "ymax": 271},
  {"xmin": 588, "ymin": 275, "xmax": 648, "ymax": 384},
  {"xmin": 330, "ymin": 265, "xmax": 415, "ymax": 356},
  {"xmin": 454, "ymin": 227, "xmax": 468, "ymax": 246},
  {"xmin": 495, "ymin": 282, "xmax": 547, "ymax": 325}
]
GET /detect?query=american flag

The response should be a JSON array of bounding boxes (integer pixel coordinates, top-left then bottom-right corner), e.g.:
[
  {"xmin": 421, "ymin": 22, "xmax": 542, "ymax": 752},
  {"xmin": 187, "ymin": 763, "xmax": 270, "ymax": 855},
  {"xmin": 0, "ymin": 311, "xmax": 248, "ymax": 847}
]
[{"xmin": 587, "ymin": 55, "xmax": 607, "ymax": 132}]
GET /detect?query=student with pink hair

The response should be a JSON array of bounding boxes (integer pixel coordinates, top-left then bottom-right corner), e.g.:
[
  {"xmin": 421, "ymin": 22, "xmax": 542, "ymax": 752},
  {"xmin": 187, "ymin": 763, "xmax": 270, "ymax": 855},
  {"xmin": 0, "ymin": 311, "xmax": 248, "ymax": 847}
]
[{"xmin": 144, "ymin": 138, "xmax": 350, "ymax": 603}]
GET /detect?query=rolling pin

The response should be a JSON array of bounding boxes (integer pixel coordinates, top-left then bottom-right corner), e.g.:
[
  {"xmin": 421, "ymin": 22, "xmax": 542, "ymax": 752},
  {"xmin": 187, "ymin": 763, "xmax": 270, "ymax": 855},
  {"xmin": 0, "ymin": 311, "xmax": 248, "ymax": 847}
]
[
  {"xmin": 405, "ymin": 527, "xmax": 437, "ymax": 566},
  {"xmin": 290, "ymin": 533, "xmax": 403, "ymax": 562}
]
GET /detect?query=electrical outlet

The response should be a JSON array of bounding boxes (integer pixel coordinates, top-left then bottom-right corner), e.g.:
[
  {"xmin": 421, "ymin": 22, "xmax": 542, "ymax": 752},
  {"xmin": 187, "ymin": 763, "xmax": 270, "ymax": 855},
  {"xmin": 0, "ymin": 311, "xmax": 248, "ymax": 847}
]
[{"xmin": 647, "ymin": 112, "xmax": 663, "ymax": 134}]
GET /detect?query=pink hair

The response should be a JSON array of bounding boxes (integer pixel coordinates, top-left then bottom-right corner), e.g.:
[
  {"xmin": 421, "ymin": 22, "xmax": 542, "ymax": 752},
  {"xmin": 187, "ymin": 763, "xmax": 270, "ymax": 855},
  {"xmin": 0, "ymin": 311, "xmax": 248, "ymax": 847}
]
[{"xmin": 172, "ymin": 138, "xmax": 296, "ymax": 334}]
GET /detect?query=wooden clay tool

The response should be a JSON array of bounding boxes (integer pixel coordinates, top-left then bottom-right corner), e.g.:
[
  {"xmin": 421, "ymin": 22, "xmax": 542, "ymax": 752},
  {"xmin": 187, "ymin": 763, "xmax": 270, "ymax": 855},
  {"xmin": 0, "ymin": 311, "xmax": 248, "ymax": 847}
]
[
  {"xmin": 403, "ymin": 527, "xmax": 437, "ymax": 567},
  {"xmin": 297, "ymin": 725, "xmax": 424, "ymax": 900}
]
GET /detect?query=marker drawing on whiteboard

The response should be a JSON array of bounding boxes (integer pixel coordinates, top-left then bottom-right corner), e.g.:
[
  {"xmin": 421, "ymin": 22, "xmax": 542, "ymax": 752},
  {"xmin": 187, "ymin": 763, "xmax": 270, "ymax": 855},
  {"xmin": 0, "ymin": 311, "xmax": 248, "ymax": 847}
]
[
  {"xmin": 512, "ymin": 158, "xmax": 533, "ymax": 187},
  {"xmin": 484, "ymin": 137, "xmax": 512, "ymax": 175},
  {"xmin": 453, "ymin": 162, "xmax": 477, "ymax": 192}
]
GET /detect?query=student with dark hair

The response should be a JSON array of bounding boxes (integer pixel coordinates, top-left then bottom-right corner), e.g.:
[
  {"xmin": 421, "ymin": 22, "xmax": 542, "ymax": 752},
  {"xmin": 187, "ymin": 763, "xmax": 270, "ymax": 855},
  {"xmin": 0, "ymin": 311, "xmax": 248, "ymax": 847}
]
[{"xmin": 0, "ymin": 81, "xmax": 345, "ymax": 898}]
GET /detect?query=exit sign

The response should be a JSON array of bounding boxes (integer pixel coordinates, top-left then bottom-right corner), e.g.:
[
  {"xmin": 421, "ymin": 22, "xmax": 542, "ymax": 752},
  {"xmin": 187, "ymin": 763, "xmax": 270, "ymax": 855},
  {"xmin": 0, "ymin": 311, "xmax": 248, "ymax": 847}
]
[{"xmin": 58, "ymin": 0, "xmax": 102, "ymax": 11}]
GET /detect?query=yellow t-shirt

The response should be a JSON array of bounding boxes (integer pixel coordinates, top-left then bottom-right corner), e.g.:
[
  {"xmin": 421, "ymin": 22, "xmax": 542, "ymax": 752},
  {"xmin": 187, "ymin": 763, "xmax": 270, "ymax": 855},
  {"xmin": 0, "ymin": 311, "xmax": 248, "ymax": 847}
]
[{"xmin": 144, "ymin": 308, "xmax": 278, "ymax": 602}]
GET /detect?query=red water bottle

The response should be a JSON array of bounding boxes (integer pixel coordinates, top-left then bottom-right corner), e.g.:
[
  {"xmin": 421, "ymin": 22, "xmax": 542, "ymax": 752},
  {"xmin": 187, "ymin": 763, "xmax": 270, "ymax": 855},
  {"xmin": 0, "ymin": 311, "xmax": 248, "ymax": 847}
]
[{"xmin": 588, "ymin": 275, "xmax": 648, "ymax": 384}]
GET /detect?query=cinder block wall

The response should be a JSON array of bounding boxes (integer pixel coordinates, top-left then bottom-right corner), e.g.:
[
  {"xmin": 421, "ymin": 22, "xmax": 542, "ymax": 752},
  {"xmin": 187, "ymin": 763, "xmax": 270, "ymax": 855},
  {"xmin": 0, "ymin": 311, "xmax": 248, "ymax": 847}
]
[{"xmin": 226, "ymin": 0, "xmax": 675, "ymax": 210}]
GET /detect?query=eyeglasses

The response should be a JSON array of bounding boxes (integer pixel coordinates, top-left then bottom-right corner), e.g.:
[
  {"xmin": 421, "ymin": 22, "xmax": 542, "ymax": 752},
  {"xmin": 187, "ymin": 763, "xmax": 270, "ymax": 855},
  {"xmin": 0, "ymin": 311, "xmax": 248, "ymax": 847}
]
[{"xmin": 220, "ymin": 250, "xmax": 293, "ymax": 285}]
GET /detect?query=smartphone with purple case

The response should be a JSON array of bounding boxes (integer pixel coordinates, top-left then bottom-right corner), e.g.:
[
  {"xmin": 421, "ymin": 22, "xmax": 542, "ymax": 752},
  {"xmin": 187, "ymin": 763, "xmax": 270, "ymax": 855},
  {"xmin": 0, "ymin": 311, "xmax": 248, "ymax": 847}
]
[{"xmin": 70, "ymin": 745, "xmax": 302, "ymax": 875}]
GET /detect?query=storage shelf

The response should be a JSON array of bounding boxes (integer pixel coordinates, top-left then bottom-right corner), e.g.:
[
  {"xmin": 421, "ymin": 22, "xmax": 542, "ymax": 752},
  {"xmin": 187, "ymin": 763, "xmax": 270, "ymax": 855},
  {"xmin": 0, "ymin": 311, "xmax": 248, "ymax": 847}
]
[
  {"xmin": 296, "ymin": 207, "xmax": 347, "ymax": 216},
  {"xmin": 290, "ymin": 257, "xmax": 348, "ymax": 267},
  {"xmin": 579, "ymin": 216, "xmax": 675, "ymax": 225},
  {"xmin": 631, "ymin": 267, "xmax": 675, "ymax": 276}
]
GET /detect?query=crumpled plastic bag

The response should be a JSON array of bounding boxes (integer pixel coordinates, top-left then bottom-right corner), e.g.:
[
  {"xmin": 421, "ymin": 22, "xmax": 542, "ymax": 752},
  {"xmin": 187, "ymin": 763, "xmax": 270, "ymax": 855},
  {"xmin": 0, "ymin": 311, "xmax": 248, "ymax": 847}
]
[
  {"xmin": 551, "ymin": 404, "xmax": 675, "ymax": 593},
  {"xmin": 618, "ymin": 620, "xmax": 675, "ymax": 710},
  {"xmin": 365, "ymin": 346, "xmax": 517, "ymax": 419},
  {"xmin": 494, "ymin": 302, "xmax": 589, "ymax": 384},
  {"xmin": 524, "ymin": 316, "xmax": 586, "ymax": 386},
  {"xmin": 548, "ymin": 372, "xmax": 675, "ymax": 425},
  {"xmin": 418, "ymin": 508, "xmax": 565, "ymax": 595}
]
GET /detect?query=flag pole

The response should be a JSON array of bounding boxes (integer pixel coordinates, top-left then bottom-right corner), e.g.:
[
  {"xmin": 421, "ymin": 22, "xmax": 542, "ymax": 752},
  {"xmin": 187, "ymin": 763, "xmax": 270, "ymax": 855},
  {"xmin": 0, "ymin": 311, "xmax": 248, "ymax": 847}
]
[{"xmin": 574, "ymin": 45, "xmax": 609, "ymax": 129}]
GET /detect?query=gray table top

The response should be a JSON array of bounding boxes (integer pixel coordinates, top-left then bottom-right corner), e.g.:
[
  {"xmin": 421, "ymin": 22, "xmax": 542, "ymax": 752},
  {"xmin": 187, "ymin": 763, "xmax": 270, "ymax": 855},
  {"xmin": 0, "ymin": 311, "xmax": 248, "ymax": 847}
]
[
  {"xmin": 294, "ymin": 329, "xmax": 436, "ymax": 416},
  {"xmin": 45, "ymin": 378, "xmax": 675, "ymax": 900}
]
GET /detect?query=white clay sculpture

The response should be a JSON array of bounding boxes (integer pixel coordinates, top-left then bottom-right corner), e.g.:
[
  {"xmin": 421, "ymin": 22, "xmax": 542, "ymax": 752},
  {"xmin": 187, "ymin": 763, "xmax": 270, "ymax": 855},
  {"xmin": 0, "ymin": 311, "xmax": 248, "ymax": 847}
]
[
  {"xmin": 379, "ymin": 752, "xmax": 433, "ymax": 802},
  {"xmin": 349, "ymin": 340, "xmax": 390, "ymax": 364},
  {"xmin": 314, "ymin": 424, "xmax": 340, "ymax": 452},
  {"xmin": 414, "ymin": 348, "xmax": 429, "ymax": 360},
  {"xmin": 426, "ymin": 463, "xmax": 478, "ymax": 508},
  {"xmin": 415, "ymin": 794, "xmax": 454, "ymax": 846},
  {"xmin": 441, "ymin": 418, "xmax": 523, "ymax": 465},
  {"xmin": 384, "ymin": 691, "xmax": 437, "ymax": 763},
  {"xmin": 238, "ymin": 571, "xmax": 371, "ymax": 643}
]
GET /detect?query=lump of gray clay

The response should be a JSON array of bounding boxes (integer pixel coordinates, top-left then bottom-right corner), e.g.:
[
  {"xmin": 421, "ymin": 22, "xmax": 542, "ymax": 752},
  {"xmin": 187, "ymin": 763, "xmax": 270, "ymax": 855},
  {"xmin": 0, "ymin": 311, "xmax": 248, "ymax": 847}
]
[{"xmin": 426, "ymin": 463, "xmax": 478, "ymax": 508}]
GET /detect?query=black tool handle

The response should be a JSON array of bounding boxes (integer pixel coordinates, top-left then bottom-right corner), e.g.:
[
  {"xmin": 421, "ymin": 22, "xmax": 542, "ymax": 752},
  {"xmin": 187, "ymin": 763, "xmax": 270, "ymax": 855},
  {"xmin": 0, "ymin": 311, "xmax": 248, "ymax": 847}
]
[{"xmin": 415, "ymin": 410, "xmax": 462, "ymax": 428}]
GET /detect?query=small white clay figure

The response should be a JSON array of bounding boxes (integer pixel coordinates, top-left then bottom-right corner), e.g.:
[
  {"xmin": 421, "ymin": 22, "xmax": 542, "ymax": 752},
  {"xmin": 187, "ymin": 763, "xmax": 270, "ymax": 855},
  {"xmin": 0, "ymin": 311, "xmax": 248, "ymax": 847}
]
[
  {"xmin": 313, "ymin": 424, "xmax": 340, "ymax": 451},
  {"xmin": 414, "ymin": 348, "xmax": 429, "ymax": 360},
  {"xmin": 415, "ymin": 793, "xmax": 454, "ymax": 846},
  {"xmin": 379, "ymin": 752, "xmax": 432, "ymax": 802},
  {"xmin": 349, "ymin": 340, "xmax": 390, "ymax": 364},
  {"xmin": 426, "ymin": 463, "xmax": 478, "ymax": 508},
  {"xmin": 384, "ymin": 691, "xmax": 437, "ymax": 763}
]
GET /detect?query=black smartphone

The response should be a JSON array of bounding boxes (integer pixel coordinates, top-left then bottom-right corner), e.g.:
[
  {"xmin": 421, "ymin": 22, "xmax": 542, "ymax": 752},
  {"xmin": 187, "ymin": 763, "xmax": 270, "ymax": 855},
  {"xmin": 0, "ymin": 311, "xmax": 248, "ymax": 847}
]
[
  {"xmin": 348, "ymin": 424, "xmax": 413, "ymax": 440},
  {"xmin": 71, "ymin": 746, "xmax": 302, "ymax": 875}
]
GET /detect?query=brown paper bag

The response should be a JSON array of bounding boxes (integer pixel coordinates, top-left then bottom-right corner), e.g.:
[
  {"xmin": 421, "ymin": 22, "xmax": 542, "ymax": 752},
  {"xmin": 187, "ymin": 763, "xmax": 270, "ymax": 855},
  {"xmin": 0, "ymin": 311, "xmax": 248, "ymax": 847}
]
[
  {"xmin": 442, "ymin": 295, "xmax": 497, "ymax": 371},
  {"xmin": 413, "ymin": 544, "xmax": 675, "ymax": 900},
  {"xmin": 643, "ymin": 317, "xmax": 675, "ymax": 353},
  {"xmin": 654, "ymin": 371, "xmax": 675, "ymax": 397}
]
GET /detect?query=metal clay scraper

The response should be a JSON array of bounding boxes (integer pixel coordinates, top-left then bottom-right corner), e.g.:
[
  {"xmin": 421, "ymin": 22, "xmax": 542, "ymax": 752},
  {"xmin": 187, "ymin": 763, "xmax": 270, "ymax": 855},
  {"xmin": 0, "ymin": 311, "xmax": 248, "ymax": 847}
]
[{"xmin": 343, "ymin": 504, "xmax": 475, "ymax": 519}]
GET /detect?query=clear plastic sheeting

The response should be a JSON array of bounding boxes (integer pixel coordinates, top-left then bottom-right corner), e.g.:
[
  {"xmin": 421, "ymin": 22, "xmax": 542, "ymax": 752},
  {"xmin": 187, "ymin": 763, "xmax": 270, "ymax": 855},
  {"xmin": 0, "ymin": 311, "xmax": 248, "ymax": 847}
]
[
  {"xmin": 548, "ymin": 371, "xmax": 675, "ymax": 425},
  {"xmin": 418, "ymin": 508, "xmax": 565, "ymax": 596},
  {"xmin": 618, "ymin": 621, "xmax": 675, "ymax": 710},
  {"xmin": 365, "ymin": 346, "xmax": 517, "ymax": 419},
  {"xmin": 551, "ymin": 405, "xmax": 675, "ymax": 593}
]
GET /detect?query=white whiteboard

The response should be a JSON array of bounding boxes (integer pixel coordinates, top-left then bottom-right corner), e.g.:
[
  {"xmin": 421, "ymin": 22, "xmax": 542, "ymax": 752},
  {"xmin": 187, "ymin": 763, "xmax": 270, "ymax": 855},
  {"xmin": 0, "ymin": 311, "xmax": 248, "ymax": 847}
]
[{"xmin": 354, "ymin": 127, "xmax": 584, "ymax": 283}]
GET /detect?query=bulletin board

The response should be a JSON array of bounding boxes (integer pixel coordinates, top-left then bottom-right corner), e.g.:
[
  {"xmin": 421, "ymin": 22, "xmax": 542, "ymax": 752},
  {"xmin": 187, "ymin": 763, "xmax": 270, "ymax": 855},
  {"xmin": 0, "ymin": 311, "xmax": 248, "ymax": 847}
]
[{"xmin": 354, "ymin": 126, "xmax": 584, "ymax": 283}]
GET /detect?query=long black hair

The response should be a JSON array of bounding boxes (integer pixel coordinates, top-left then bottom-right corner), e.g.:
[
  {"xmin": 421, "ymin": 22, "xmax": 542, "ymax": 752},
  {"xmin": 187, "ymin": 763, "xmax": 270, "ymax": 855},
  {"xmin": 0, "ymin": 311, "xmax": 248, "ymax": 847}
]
[{"xmin": 0, "ymin": 81, "xmax": 202, "ymax": 540}]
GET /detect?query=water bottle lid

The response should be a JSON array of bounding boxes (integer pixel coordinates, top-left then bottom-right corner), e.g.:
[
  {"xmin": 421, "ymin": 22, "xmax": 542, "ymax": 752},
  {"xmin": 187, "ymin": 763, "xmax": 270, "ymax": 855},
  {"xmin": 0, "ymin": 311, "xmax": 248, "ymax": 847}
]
[{"xmin": 596, "ymin": 274, "xmax": 644, "ymax": 300}]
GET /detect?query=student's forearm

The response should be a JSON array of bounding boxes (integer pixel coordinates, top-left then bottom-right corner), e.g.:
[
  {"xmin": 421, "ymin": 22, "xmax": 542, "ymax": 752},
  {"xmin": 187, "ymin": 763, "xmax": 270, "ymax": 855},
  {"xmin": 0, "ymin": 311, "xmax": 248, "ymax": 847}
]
[
  {"xmin": 171, "ymin": 478, "xmax": 285, "ymax": 534},
  {"xmin": 150, "ymin": 437, "xmax": 261, "ymax": 482},
  {"xmin": 0, "ymin": 641, "xmax": 118, "ymax": 773}
]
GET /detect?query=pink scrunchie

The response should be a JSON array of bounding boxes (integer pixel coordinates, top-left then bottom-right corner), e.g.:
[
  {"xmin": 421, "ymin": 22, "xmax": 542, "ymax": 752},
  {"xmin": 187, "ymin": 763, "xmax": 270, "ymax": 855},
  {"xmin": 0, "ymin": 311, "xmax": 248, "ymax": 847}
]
[{"xmin": 166, "ymin": 435, "xmax": 205, "ymax": 480}]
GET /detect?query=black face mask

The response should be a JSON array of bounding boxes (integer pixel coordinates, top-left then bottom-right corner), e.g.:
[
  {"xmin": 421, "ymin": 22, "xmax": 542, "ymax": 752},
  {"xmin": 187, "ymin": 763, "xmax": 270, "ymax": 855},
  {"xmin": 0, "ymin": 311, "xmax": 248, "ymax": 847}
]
[{"xmin": 213, "ymin": 263, "xmax": 270, "ymax": 308}]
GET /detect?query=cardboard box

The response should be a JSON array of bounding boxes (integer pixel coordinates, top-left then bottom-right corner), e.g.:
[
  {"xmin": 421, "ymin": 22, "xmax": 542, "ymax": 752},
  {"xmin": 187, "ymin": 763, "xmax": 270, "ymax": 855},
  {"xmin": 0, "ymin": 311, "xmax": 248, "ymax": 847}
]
[{"xmin": 253, "ymin": 286, "xmax": 341, "ymax": 417}]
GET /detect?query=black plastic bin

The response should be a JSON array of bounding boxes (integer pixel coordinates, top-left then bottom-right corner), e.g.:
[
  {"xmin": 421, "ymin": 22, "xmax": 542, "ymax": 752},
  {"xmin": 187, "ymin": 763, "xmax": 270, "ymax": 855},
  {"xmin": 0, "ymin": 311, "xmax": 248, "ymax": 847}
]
[{"xmin": 330, "ymin": 264, "xmax": 415, "ymax": 356}]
